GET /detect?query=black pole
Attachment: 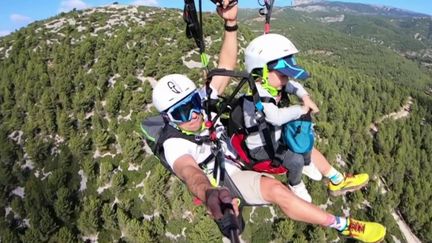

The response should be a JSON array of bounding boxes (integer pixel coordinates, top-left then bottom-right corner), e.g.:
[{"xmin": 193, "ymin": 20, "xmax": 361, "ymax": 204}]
[
  {"xmin": 219, "ymin": 203, "xmax": 241, "ymax": 243},
  {"xmin": 229, "ymin": 228, "xmax": 240, "ymax": 243}
]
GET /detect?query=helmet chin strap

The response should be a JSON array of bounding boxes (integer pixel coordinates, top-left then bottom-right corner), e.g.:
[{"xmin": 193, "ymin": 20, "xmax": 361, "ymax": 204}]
[{"xmin": 260, "ymin": 64, "xmax": 279, "ymax": 97}]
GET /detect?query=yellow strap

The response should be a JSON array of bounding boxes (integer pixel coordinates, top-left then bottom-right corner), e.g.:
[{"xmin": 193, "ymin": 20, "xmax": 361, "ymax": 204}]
[
  {"xmin": 200, "ymin": 53, "xmax": 209, "ymax": 67},
  {"xmin": 261, "ymin": 64, "xmax": 279, "ymax": 97},
  {"xmin": 249, "ymin": 65, "xmax": 278, "ymax": 97},
  {"xmin": 210, "ymin": 177, "xmax": 218, "ymax": 187},
  {"xmin": 262, "ymin": 64, "xmax": 269, "ymax": 83}
]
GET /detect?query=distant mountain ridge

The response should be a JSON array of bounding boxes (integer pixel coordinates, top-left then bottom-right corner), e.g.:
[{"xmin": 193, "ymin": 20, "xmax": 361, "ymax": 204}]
[
  {"xmin": 293, "ymin": 0, "xmax": 431, "ymax": 18},
  {"xmin": 240, "ymin": 1, "xmax": 432, "ymax": 71}
]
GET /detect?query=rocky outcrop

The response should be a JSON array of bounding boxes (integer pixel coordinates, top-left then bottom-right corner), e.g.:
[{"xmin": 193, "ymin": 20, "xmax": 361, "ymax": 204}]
[
  {"xmin": 293, "ymin": 5, "xmax": 328, "ymax": 13},
  {"xmin": 319, "ymin": 15, "xmax": 345, "ymax": 23},
  {"xmin": 305, "ymin": 49, "xmax": 334, "ymax": 56},
  {"xmin": 292, "ymin": 0, "xmax": 323, "ymax": 7},
  {"xmin": 404, "ymin": 49, "xmax": 432, "ymax": 69}
]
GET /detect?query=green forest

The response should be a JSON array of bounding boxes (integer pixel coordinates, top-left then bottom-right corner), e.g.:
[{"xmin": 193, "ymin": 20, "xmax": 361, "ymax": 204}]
[{"xmin": 0, "ymin": 3, "xmax": 431, "ymax": 243}]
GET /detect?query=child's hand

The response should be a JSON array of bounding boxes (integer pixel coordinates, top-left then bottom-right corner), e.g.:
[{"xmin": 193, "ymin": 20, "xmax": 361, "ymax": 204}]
[
  {"xmin": 301, "ymin": 105, "xmax": 310, "ymax": 114},
  {"xmin": 302, "ymin": 95, "xmax": 319, "ymax": 114}
]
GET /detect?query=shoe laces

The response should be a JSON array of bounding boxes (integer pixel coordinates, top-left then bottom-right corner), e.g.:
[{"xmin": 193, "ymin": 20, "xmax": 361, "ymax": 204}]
[
  {"xmin": 344, "ymin": 173, "xmax": 354, "ymax": 180},
  {"xmin": 348, "ymin": 219, "xmax": 365, "ymax": 234}
]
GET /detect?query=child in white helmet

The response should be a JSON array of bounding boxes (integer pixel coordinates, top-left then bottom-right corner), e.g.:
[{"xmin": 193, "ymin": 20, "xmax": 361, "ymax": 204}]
[
  {"xmin": 151, "ymin": 3, "xmax": 386, "ymax": 242},
  {"xmin": 243, "ymin": 33, "xmax": 369, "ymax": 202}
]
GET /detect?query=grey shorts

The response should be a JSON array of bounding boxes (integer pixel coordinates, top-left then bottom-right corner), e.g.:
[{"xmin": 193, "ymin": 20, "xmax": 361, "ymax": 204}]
[
  {"xmin": 249, "ymin": 145, "xmax": 311, "ymax": 165},
  {"xmin": 229, "ymin": 170, "xmax": 274, "ymax": 205}
]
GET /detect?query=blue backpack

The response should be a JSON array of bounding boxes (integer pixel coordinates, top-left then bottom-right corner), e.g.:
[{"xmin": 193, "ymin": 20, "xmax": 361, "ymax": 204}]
[{"xmin": 282, "ymin": 113, "xmax": 314, "ymax": 154}]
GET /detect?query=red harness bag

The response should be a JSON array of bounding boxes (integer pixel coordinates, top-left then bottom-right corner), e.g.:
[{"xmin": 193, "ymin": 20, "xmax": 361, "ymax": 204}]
[{"xmin": 230, "ymin": 133, "xmax": 287, "ymax": 175}]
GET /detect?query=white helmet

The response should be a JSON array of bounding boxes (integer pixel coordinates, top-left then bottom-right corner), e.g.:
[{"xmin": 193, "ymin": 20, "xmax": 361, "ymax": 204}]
[
  {"xmin": 245, "ymin": 33, "xmax": 299, "ymax": 73},
  {"xmin": 152, "ymin": 74, "xmax": 197, "ymax": 112}
]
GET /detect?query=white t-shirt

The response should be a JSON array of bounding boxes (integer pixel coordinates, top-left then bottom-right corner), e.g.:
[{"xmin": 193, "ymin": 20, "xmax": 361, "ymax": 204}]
[{"xmin": 163, "ymin": 86, "xmax": 240, "ymax": 176}]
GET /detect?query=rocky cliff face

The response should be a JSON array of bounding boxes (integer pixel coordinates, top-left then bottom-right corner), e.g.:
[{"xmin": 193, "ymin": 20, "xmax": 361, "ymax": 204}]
[{"xmin": 292, "ymin": 0, "xmax": 324, "ymax": 7}]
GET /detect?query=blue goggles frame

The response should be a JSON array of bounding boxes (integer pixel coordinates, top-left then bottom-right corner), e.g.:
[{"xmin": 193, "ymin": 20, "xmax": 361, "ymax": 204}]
[
  {"xmin": 166, "ymin": 91, "xmax": 202, "ymax": 123},
  {"xmin": 267, "ymin": 55, "xmax": 308, "ymax": 80}
]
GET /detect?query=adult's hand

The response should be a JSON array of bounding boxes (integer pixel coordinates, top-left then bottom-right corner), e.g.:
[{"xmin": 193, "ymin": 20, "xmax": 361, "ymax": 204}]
[
  {"xmin": 216, "ymin": 1, "xmax": 238, "ymax": 25},
  {"xmin": 205, "ymin": 187, "xmax": 235, "ymax": 219},
  {"xmin": 213, "ymin": 0, "xmax": 238, "ymax": 9}
]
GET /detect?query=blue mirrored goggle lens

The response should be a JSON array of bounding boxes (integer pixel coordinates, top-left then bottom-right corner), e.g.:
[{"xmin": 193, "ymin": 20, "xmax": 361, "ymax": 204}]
[
  {"xmin": 267, "ymin": 55, "xmax": 309, "ymax": 80},
  {"xmin": 168, "ymin": 92, "xmax": 201, "ymax": 123},
  {"xmin": 268, "ymin": 55, "xmax": 294, "ymax": 70}
]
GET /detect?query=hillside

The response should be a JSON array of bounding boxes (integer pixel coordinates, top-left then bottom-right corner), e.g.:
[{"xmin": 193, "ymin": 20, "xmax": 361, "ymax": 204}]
[
  {"xmin": 0, "ymin": 4, "xmax": 250, "ymax": 242},
  {"xmin": 241, "ymin": 6, "xmax": 432, "ymax": 80},
  {"xmin": 291, "ymin": 0, "xmax": 432, "ymax": 70},
  {"xmin": 241, "ymin": 0, "xmax": 432, "ymax": 73},
  {"xmin": 1, "ymin": 3, "xmax": 432, "ymax": 243},
  {"xmin": 293, "ymin": 0, "xmax": 431, "ymax": 18}
]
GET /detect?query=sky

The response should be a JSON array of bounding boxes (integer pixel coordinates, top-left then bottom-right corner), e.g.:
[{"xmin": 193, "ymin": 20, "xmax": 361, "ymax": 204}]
[{"xmin": 0, "ymin": 0, "xmax": 431, "ymax": 37}]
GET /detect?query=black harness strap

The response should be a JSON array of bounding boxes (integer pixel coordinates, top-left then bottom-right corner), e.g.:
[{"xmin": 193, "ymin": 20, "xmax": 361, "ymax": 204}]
[
  {"xmin": 184, "ymin": 0, "xmax": 205, "ymax": 54},
  {"xmin": 258, "ymin": 0, "xmax": 275, "ymax": 34},
  {"xmin": 206, "ymin": 69, "xmax": 278, "ymax": 167},
  {"xmin": 207, "ymin": 69, "xmax": 277, "ymax": 162},
  {"xmin": 241, "ymin": 96, "xmax": 276, "ymax": 135},
  {"xmin": 207, "ymin": 69, "xmax": 251, "ymax": 125},
  {"xmin": 260, "ymin": 96, "xmax": 276, "ymax": 104},
  {"xmin": 156, "ymin": 124, "xmax": 215, "ymax": 174}
]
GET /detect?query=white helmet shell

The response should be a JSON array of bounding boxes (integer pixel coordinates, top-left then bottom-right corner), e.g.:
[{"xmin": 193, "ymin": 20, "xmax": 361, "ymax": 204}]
[
  {"xmin": 152, "ymin": 74, "xmax": 197, "ymax": 112},
  {"xmin": 245, "ymin": 33, "xmax": 299, "ymax": 73}
]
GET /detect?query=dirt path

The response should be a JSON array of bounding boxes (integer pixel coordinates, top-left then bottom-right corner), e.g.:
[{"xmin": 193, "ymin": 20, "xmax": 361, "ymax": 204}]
[
  {"xmin": 378, "ymin": 177, "xmax": 422, "ymax": 242},
  {"xmin": 378, "ymin": 178, "xmax": 421, "ymax": 243},
  {"xmin": 370, "ymin": 97, "xmax": 413, "ymax": 133},
  {"xmin": 391, "ymin": 210, "xmax": 422, "ymax": 243},
  {"xmin": 370, "ymin": 98, "xmax": 422, "ymax": 242}
]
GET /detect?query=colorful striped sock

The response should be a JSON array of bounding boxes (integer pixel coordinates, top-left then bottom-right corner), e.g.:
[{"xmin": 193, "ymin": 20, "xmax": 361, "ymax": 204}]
[
  {"xmin": 325, "ymin": 167, "xmax": 344, "ymax": 185},
  {"xmin": 327, "ymin": 215, "xmax": 348, "ymax": 231}
]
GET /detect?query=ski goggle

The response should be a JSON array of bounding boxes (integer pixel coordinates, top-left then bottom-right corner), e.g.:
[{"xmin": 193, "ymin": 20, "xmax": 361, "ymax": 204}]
[
  {"xmin": 267, "ymin": 55, "xmax": 309, "ymax": 80},
  {"xmin": 165, "ymin": 91, "xmax": 202, "ymax": 123}
]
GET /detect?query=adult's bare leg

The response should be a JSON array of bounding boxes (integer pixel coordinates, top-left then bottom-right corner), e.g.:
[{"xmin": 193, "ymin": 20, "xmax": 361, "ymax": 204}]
[{"xmin": 259, "ymin": 176, "xmax": 331, "ymax": 225}]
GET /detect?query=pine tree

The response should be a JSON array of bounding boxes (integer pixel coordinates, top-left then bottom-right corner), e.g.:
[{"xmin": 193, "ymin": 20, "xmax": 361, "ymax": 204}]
[
  {"xmin": 48, "ymin": 227, "xmax": 77, "ymax": 243},
  {"xmin": 273, "ymin": 219, "xmax": 295, "ymax": 243},
  {"xmin": 101, "ymin": 203, "xmax": 117, "ymax": 231},
  {"xmin": 77, "ymin": 196, "xmax": 101, "ymax": 236},
  {"xmin": 21, "ymin": 228, "xmax": 43, "ymax": 243},
  {"xmin": 54, "ymin": 187, "xmax": 75, "ymax": 223}
]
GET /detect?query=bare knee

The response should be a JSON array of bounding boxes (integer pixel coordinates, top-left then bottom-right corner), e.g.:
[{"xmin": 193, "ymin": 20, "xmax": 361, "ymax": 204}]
[{"xmin": 260, "ymin": 176, "xmax": 295, "ymax": 203}]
